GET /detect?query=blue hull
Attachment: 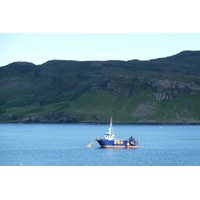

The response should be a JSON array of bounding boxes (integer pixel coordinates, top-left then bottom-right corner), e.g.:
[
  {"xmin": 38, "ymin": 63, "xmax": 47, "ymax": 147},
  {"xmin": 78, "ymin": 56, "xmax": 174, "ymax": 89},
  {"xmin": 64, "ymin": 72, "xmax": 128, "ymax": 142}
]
[{"xmin": 96, "ymin": 138, "xmax": 139, "ymax": 148}]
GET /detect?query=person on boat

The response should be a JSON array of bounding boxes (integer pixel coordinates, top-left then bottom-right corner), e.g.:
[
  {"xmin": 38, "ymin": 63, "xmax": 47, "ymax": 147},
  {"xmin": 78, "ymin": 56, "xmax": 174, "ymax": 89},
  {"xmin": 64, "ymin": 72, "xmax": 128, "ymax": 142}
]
[{"xmin": 129, "ymin": 136, "xmax": 135, "ymax": 141}]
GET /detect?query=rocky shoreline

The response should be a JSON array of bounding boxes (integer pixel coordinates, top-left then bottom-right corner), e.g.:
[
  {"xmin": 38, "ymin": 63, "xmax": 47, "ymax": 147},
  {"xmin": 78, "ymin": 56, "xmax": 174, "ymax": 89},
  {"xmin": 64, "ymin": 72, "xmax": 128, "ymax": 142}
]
[{"xmin": 1, "ymin": 121, "xmax": 200, "ymax": 125}]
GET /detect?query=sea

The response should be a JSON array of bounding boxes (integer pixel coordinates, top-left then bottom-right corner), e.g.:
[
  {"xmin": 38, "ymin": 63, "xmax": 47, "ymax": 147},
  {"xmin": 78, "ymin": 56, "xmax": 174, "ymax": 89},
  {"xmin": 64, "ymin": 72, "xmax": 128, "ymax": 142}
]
[{"xmin": 0, "ymin": 124, "xmax": 200, "ymax": 166}]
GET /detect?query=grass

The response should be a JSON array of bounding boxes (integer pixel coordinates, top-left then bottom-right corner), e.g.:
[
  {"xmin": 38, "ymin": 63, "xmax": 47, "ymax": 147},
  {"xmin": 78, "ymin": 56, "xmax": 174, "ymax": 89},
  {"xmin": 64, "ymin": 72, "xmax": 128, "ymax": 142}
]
[{"xmin": 2, "ymin": 53, "xmax": 200, "ymax": 123}]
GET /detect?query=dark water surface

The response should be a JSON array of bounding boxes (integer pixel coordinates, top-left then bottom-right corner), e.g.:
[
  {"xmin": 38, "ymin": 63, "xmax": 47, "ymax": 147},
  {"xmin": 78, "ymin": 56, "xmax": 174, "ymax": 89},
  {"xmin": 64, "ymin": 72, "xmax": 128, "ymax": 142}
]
[{"xmin": 0, "ymin": 124, "xmax": 200, "ymax": 166}]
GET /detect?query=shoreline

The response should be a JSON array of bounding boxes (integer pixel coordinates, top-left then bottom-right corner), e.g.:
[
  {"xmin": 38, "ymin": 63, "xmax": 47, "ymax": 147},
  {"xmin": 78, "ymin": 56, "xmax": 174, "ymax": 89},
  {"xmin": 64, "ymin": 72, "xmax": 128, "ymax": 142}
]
[{"xmin": 1, "ymin": 122, "xmax": 200, "ymax": 125}]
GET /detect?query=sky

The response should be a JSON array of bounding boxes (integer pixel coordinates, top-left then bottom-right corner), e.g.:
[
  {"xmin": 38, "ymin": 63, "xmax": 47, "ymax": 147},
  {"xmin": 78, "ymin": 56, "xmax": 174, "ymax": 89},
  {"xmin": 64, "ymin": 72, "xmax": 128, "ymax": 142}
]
[
  {"xmin": 1, "ymin": 33, "xmax": 200, "ymax": 67},
  {"xmin": 1, "ymin": 1, "xmax": 200, "ymax": 67}
]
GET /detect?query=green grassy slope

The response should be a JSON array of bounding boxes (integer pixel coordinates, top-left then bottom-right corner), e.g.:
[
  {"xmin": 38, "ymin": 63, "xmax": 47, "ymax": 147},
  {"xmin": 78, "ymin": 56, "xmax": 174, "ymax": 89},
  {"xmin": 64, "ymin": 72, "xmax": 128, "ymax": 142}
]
[{"xmin": 1, "ymin": 51, "xmax": 200, "ymax": 123}]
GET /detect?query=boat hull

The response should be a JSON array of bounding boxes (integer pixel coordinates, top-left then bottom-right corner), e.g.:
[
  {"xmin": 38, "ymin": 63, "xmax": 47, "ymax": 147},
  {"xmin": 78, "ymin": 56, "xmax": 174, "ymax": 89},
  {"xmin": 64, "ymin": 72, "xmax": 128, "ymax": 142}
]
[{"xmin": 96, "ymin": 138, "xmax": 139, "ymax": 148}]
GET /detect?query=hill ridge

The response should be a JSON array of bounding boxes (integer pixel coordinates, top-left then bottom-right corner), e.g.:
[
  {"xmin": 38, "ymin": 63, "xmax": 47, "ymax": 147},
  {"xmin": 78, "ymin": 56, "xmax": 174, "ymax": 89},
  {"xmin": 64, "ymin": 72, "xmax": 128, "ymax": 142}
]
[{"xmin": 1, "ymin": 50, "xmax": 200, "ymax": 124}]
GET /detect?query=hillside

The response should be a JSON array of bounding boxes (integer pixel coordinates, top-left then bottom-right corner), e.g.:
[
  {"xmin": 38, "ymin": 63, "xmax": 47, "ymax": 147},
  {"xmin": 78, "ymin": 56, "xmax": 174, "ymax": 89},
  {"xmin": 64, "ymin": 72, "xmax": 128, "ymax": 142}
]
[{"xmin": 1, "ymin": 50, "xmax": 200, "ymax": 124}]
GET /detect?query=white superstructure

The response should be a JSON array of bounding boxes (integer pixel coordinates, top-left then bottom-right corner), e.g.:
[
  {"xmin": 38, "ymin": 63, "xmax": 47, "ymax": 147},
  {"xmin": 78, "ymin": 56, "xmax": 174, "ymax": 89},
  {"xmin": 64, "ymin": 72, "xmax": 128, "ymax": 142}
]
[{"xmin": 103, "ymin": 117, "xmax": 115, "ymax": 140}]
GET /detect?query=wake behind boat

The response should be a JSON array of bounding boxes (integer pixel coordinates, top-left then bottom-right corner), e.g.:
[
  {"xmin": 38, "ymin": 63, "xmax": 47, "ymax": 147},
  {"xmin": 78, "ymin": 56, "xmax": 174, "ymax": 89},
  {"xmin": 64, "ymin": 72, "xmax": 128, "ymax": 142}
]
[{"xmin": 95, "ymin": 117, "xmax": 139, "ymax": 148}]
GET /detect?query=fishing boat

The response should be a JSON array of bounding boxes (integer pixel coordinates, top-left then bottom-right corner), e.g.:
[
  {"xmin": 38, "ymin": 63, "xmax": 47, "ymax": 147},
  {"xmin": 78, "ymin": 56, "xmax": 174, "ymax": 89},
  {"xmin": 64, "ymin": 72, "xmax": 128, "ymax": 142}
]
[{"xmin": 96, "ymin": 117, "xmax": 139, "ymax": 148}]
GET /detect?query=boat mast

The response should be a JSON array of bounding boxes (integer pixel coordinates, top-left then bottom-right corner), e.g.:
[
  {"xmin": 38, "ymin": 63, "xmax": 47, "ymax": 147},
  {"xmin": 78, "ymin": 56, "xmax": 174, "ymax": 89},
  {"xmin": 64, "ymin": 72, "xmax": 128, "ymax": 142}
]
[
  {"xmin": 103, "ymin": 116, "xmax": 115, "ymax": 140},
  {"xmin": 109, "ymin": 116, "xmax": 114, "ymax": 136}
]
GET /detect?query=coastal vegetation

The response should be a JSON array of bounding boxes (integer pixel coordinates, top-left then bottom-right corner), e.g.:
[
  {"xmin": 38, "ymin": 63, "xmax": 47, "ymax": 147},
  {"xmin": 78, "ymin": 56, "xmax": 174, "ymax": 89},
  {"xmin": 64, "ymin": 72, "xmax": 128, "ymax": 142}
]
[{"xmin": 1, "ymin": 50, "xmax": 200, "ymax": 124}]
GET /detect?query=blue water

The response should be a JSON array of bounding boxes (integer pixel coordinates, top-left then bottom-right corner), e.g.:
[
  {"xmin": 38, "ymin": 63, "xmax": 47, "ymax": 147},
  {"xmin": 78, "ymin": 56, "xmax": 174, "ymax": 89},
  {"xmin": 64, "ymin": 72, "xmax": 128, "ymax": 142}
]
[{"xmin": 0, "ymin": 124, "xmax": 200, "ymax": 166}]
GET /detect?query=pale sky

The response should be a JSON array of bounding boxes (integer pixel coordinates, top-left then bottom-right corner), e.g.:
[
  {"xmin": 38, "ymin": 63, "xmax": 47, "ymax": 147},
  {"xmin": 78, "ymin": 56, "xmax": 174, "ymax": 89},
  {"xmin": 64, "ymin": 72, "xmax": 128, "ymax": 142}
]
[
  {"xmin": 1, "ymin": 0, "xmax": 200, "ymax": 67},
  {"xmin": 1, "ymin": 33, "xmax": 200, "ymax": 67}
]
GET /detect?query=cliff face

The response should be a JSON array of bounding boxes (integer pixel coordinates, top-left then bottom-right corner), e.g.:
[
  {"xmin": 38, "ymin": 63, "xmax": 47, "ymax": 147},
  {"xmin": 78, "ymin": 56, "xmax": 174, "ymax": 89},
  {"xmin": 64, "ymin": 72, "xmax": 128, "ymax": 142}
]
[
  {"xmin": 147, "ymin": 78, "xmax": 200, "ymax": 101},
  {"xmin": 1, "ymin": 51, "xmax": 200, "ymax": 124},
  {"xmin": 90, "ymin": 75, "xmax": 200, "ymax": 101}
]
